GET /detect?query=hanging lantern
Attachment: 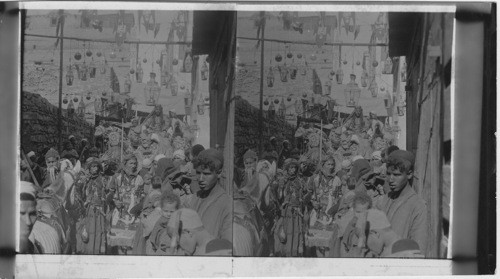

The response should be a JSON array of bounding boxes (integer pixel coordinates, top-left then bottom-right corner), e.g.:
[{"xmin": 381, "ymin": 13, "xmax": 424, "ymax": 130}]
[
  {"xmin": 287, "ymin": 96, "xmax": 292, "ymax": 102},
  {"xmin": 100, "ymin": 61, "xmax": 107, "ymax": 75},
  {"xmin": 156, "ymin": 59, "xmax": 161, "ymax": 65},
  {"xmin": 197, "ymin": 95, "xmax": 205, "ymax": 115},
  {"xmin": 89, "ymin": 60, "xmax": 96, "ymax": 78},
  {"xmin": 86, "ymin": 50, "xmax": 92, "ymax": 57},
  {"xmin": 264, "ymin": 99, "xmax": 269, "ymax": 106},
  {"xmin": 336, "ymin": 68, "xmax": 344, "ymax": 84},
  {"xmin": 287, "ymin": 52, "xmax": 293, "ymax": 59},
  {"xmin": 302, "ymin": 93, "xmax": 307, "ymax": 98},
  {"xmin": 63, "ymin": 95, "xmax": 68, "ymax": 104},
  {"xmin": 343, "ymin": 60, "xmax": 348, "ymax": 65},
  {"xmin": 372, "ymin": 61, "xmax": 378, "ymax": 67},
  {"xmin": 86, "ymin": 92, "xmax": 92, "ymax": 100},
  {"xmin": 344, "ymin": 74, "xmax": 361, "ymax": 107},
  {"xmin": 170, "ymin": 75, "xmax": 178, "ymax": 96},
  {"xmin": 397, "ymin": 102, "xmax": 405, "ymax": 116},
  {"xmin": 110, "ymin": 52, "xmax": 116, "ymax": 59},
  {"xmin": 66, "ymin": 66, "xmax": 74, "ymax": 86},
  {"xmin": 254, "ymin": 60, "xmax": 257, "ymax": 64},
  {"xmin": 380, "ymin": 86, "xmax": 385, "ymax": 92},
  {"xmin": 309, "ymin": 53, "xmax": 317, "ymax": 61},
  {"xmin": 172, "ymin": 59, "xmax": 179, "ymax": 66},
  {"xmin": 73, "ymin": 97, "xmax": 79, "ymax": 103},
  {"xmin": 143, "ymin": 58, "xmax": 147, "ymax": 63},
  {"xmin": 297, "ymin": 53, "xmax": 303, "ymax": 59},
  {"xmin": 384, "ymin": 94, "xmax": 392, "ymax": 109},
  {"xmin": 144, "ymin": 72, "xmax": 161, "ymax": 106},
  {"xmin": 361, "ymin": 71, "xmax": 368, "ymax": 87},
  {"xmin": 201, "ymin": 61, "xmax": 209, "ymax": 81},
  {"xmin": 268, "ymin": 101, "xmax": 276, "ymax": 118},
  {"xmin": 279, "ymin": 66, "xmax": 288, "ymax": 82},
  {"xmin": 130, "ymin": 69, "xmax": 135, "ymax": 75},
  {"xmin": 383, "ymin": 57, "xmax": 393, "ymax": 74},
  {"xmin": 180, "ymin": 84, "xmax": 186, "ymax": 90},
  {"xmin": 74, "ymin": 52, "xmax": 82, "ymax": 61},
  {"xmin": 289, "ymin": 64, "xmax": 297, "ymax": 80},
  {"xmin": 96, "ymin": 52, "xmax": 102, "ymax": 57},
  {"xmin": 266, "ymin": 66, "xmax": 275, "ymax": 87},
  {"xmin": 369, "ymin": 80, "xmax": 378, "ymax": 97},
  {"xmin": 301, "ymin": 66, "xmax": 307, "ymax": 76},
  {"xmin": 79, "ymin": 63, "xmax": 88, "ymax": 81},
  {"xmin": 275, "ymin": 54, "xmax": 283, "ymax": 62},
  {"xmin": 329, "ymin": 71, "xmax": 335, "ymax": 80},
  {"xmin": 77, "ymin": 96, "xmax": 85, "ymax": 118},
  {"xmin": 136, "ymin": 63, "xmax": 143, "ymax": 83},
  {"xmin": 274, "ymin": 98, "xmax": 279, "ymax": 104},
  {"xmin": 124, "ymin": 74, "xmax": 132, "ymax": 93},
  {"xmin": 183, "ymin": 52, "xmax": 193, "ymax": 73},
  {"xmin": 102, "ymin": 91, "xmax": 107, "ymax": 97},
  {"xmin": 401, "ymin": 69, "xmax": 407, "ymax": 82},
  {"xmin": 325, "ymin": 79, "xmax": 332, "ymax": 95},
  {"xmin": 356, "ymin": 61, "xmax": 361, "ymax": 66},
  {"xmin": 67, "ymin": 99, "xmax": 75, "ymax": 117}
]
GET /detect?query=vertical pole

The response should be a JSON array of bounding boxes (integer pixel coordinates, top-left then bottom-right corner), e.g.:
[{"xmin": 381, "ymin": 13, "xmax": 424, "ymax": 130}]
[
  {"xmin": 258, "ymin": 14, "xmax": 266, "ymax": 156},
  {"xmin": 57, "ymin": 10, "xmax": 64, "ymax": 153}
]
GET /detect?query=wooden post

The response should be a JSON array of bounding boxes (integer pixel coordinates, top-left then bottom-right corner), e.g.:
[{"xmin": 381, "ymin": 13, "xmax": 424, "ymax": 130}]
[
  {"xmin": 57, "ymin": 10, "xmax": 64, "ymax": 152},
  {"xmin": 258, "ymin": 15, "xmax": 266, "ymax": 156}
]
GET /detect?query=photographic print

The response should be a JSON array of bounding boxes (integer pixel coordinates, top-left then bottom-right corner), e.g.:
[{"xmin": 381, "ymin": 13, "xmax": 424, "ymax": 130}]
[
  {"xmin": 233, "ymin": 10, "xmax": 453, "ymax": 258},
  {"xmin": 19, "ymin": 8, "xmax": 235, "ymax": 257}
]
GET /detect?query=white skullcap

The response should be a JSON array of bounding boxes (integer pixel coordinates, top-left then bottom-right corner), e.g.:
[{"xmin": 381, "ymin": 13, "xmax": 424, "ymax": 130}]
[
  {"xmin": 20, "ymin": 181, "xmax": 37, "ymax": 199},
  {"xmin": 154, "ymin": 154, "xmax": 166, "ymax": 162},
  {"xmin": 371, "ymin": 151, "xmax": 382, "ymax": 161},
  {"xmin": 173, "ymin": 150, "xmax": 185, "ymax": 160},
  {"xmin": 27, "ymin": 151, "xmax": 35, "ymax": 158},
  {"xmin": 151, "ymin": 133, "xmax": 160, "ymax": 143},
  {"xmin": 351, "ymin": 155, "xmax": 364, "ymax": 163}
]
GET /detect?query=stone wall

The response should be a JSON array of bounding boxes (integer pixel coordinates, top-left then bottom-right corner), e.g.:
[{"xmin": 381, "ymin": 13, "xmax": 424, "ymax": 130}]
[
  {"xmin": 234, "ymin": 96, "xmax": 295, "ymax": 163},
  {"xmin": 21, "ymin": 91, "xmax": 95, "ymax": 153}
]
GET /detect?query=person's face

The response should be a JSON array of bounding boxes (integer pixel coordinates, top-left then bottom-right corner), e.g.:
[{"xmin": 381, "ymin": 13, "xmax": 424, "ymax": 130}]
[
  {"xmin": 20, "ymin": 200, "xmax": 37, "ymax": 240},
  {"xmin": 46, "ymin": 157, "xmax": 58, "ymax": 169},
  {"xmin": 179, "ymin": 230, "xmax": 197, "ymax": 255},
  {"xmin": 321, "ymin": 160, "xmax": 334, "ymax": 176},
  {"xmin": 364, "ymin": 175, "xmax": 379, "ymax": 198},
  {"xmin": 374, "ymin": 137, "xmax": 386, "ymax": 151},
  {"xmin": 196, "ymin": 167, "xmax": 219, "ymax": 191},
  {"xmin": 341, "ymin": 139, "xmax": 350, "ymax": 149},
  {"xmin": 350, "ymin": 142, "xmax": 358, "ymax": 152},
  {"xmin": 144, "ymin": 175, "xmax": 152, "ymax": 185},
  {"xmin": 260, "ymin": 162, "xmax": 270, "ymax": 174},
  {"xmin": 141, "ymin": 138, "xmax": 151, "ymax": 148},
  {"xmin": 160, "ymin": 202, "xmax": 177, "ymax": 221},
  {"xmin": 244, "ymin": 158, "xmax": 256, "ymax": 171},
  {"xmin": 288, "ymin": 166, "xmax": 297, "ymax": 176},
  {"xmin": 387, "ymin": 166, "xmax": 411, "ymax": 192},
  {"xmin": 90, "ymin": 165, "xmax": 99, "ymax": 175},
  {"xmin": 126, "ymin": 159, "xmax": 137, "ymax": 172}
]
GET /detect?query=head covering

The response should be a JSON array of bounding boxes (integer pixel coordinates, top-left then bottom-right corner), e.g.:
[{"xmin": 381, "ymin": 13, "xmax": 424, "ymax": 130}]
[
  {"xmin": 142, "ymin": 158, "xmax": 153, "ymax": 169},
  {"xmin": 198, "ymin": 149, "xmax": 224, "ymax": 168},
  {"xmin": 371, "ymin": 151, "xmax": 382, "ymax": 161},
  {"xmin": 20, "ymin": 181, "xmax": 37, "ymax": 199},
  {"xmin": 243, "ymin": 149, "xmax": 257, "ymax": 161},
  {"xmin": 87, "ymin": 160, "xmax": 102, "ymax": 172},
  {"xmin": 173, "ymin": 150, "xmax": 186, "ymax": 161},
  {"xmin": 155, "ymin": 158, "xmax": 177, "ymax": 181},
  {"xmin": 388, "ymin": 150, "xmax": 415, "ymax": 166},
  {"xmin": 350, "ymin": 135, "xmax": 360, "ymax": 145},
  {"xmin": 351, "ymin": 155, "xmax": 364, "ymax": 163},
  {"xmin": 191, "ymin": 144, "xmax": 205, "ymax": 157},
  {"xmin": 341, "ymin": 159, "xmax": 352, "ymax": 169},
  {"xmin": 154, "ymin": 154, "xmax": 166, "ymax": 162},
  {"xmin": 391, "ymin": 238, "xmax": 421, "ymax": 254},
  {"xmin": 350, "ymin": 159, "xmax": 372, "ymax": 182},
  {"xmin": 150, "ymin": 133, "xmax": 160, "ymax": 143},
  {"xmin": 68, "ymin": 135, "xmax": 75, "ymax": 140},
  {"xmin": 45, "ymin": 148, "xmax": 59, "ymax": 160},
  {"xmin": 27, "ymin": 151, "xmax": 36, "ymax": 158},
  {"xmin": 167, "ymin": 208, "xmax": 203, "ymax": 231}
]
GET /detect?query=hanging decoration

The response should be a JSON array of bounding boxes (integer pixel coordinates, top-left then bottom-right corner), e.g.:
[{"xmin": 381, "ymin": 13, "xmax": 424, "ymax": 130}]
[
  {"xmin": 170, "ymin": 75, "xmax": 178, "ymax": 96},
  {"xmin": 110, "ymin": 51, "xmax": 116, "ymax": 59},
  {"xmin": 86, "ymin": 50, "xmax": 92, "ymax": 57},
  {"xmin": 309, "ymin": 53, "xmax": 317, "ymax": 61},
  {"xmin": 361, "ymin": 70, "xmax": 368, "ymax": 87},
  {"xmin": 86, "ymin": 92, "xmax": 92, "ymax": 101},
  {"xmin": 268, "ymin": 100, "xmax": 276, "ymax": 118},
  {"xmin": 339, "ymin": 12, "xmax": 356, "ymax": 36},
  {"xmin": 182, "ymin": 51, "xmax": 193, "ymax": 73},
  {"xmin": 74, "ymin": 52, "xmax": 82, "ymax": 61},
  {"xmin": 172, "ymin": 58, "xmax": 179, "ymax": 66},
  {"xmin": 275, "ymin": 54, "xmax": 283, "ymax": 62},
  {"xmin": 79, "ymin": 62, "xmax": 88, "ymax": 81},
  {"xmin": 114, "ymin": 10, "xmax": 128, "ymax": 46},
  {"xmin": 136, "ymin": 63, "xmax": 143, "ymax": 83},
  {"xmin": 295, "ymin": 99, "xmax": 303, "ymax": 116},
  {"xmin": 130, "ymin": 69, "xmax": 135, "ymax": 74},
  {"xmin": 289, "ymin": 62, "xmax": 297, "ymax": 80},
  {"xmin": 369, "ymin": 79, "xmax": 378, "ymax": 97},
  {"xmin": 140, "ymin": 10, "xmax": 160, "ymax": 37},
  {"xmin": 67, "ymin": 98, "xmax": 75, "ymax": 117},
  {"xmin": 344, "ymin": 74, "xmax": 361, "ymax": 107},
  {"xmin": 287, "ymin": 95, "xmax": 292, "ymax": 102},
  {"xmin": 266, "ymin": 66, "xmax": 275, "ymax": 87},
  {"xmin": 329, "ymin": 71, "xmax": 335, "ymax": 80},
  {"xmin": 302, "ymin": 93, "xmax": 308, "ymax": 98},
  {"xmin": 356, "ymin": 61, "xmax": 361, "ymax": 66},
  {"xmin": 325, "ymin": 79, "xmax": 332, "ymax": 95},
  {"xmin": 264, "ymin": 98, "xmax": 269, "ymax": 106},
  {"xmin": 201, "ymin": 61, "xmax": 209, "ymax": 81},
  {"xmin": 383, "ymin": 57, "xmax": 393, "ymax": 74},
  {"xmin": 96, "ymin": 52, "xmax": 102, "ymax": 57},
  {"xmin": 287, "ymin": 52, "xmax": 293, "ymax": 59},
  {"xmin": 89, "ymin": 59, "xmax": 96, "ymax": 78},
  {"xmin": 380, "ymin": 86, "xmax": 385, "ymax": 92},
  {"xmin": 63, "ymin": 94, "xmax": 68, "ymax": 105},
  {"xmin": 278, "ymin": 65, "xmax": 288, "ymax": 82},
  {"xmin": 100, "ymin": 59, "xmax": 107, "ymax": 75},
  {"xmin": 343, "ymin": 60, "xmax": 348, "ymax": 65},
  {"xmin": 144, "ymin": 72, "xmax": 160, "ymax": 106},
  {"xmin": 314, "ymin": 12, "xmax": 330, "ymax": 48},
  {"xmin": 401, "ymin": 64, "xmax": 407, "ymax": 82},
  {"xmin": 66, "ymin": 66, "xmax": 74, "ymax": 86},
  {"xmin": 336, "ymin": 68, "xmax": 344, "ymax": 84},
  {"xmin": 124, "ymin": 74, "xmax": 132, "ymax": 93},
  {"xmin": 197, "ymin": 94, "xmax": 205, "ymax": 115},
  {"xmin": 278, "ymin": 97, "xmax": 286, "ymax": 118},
  {"xmin": 143, "ymin": 58, "xmax": 148, "ymax": 63},
  {"xmin": 372, "ymin": 61, "xmax": 378, "ymax": 67},
  {"xmin": 384, "ymin": 92, "xmax": 392, "ymax": 109},
  {"xmin": 297, "ymin": 53, "xmax": 303, "ymax": 59}
]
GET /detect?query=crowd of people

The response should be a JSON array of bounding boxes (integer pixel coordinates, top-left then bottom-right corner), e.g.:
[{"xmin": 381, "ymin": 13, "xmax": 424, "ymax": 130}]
[
  {"xmin": 233, "ymin": 106, "xmax": 427, "ymax": 258},
  {"xmin": 20, "ymin": 104, "xmax": 232, "ymax": 256}
]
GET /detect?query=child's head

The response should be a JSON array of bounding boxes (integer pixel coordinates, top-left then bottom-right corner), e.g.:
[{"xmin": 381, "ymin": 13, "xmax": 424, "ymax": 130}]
[
  {"xmin": 352, "ymin": 191, "xmax": 373, "ymax": 215},
  {"xmin": 143, "ymin": 173, "xmax": 153, "ymax": 185}
]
